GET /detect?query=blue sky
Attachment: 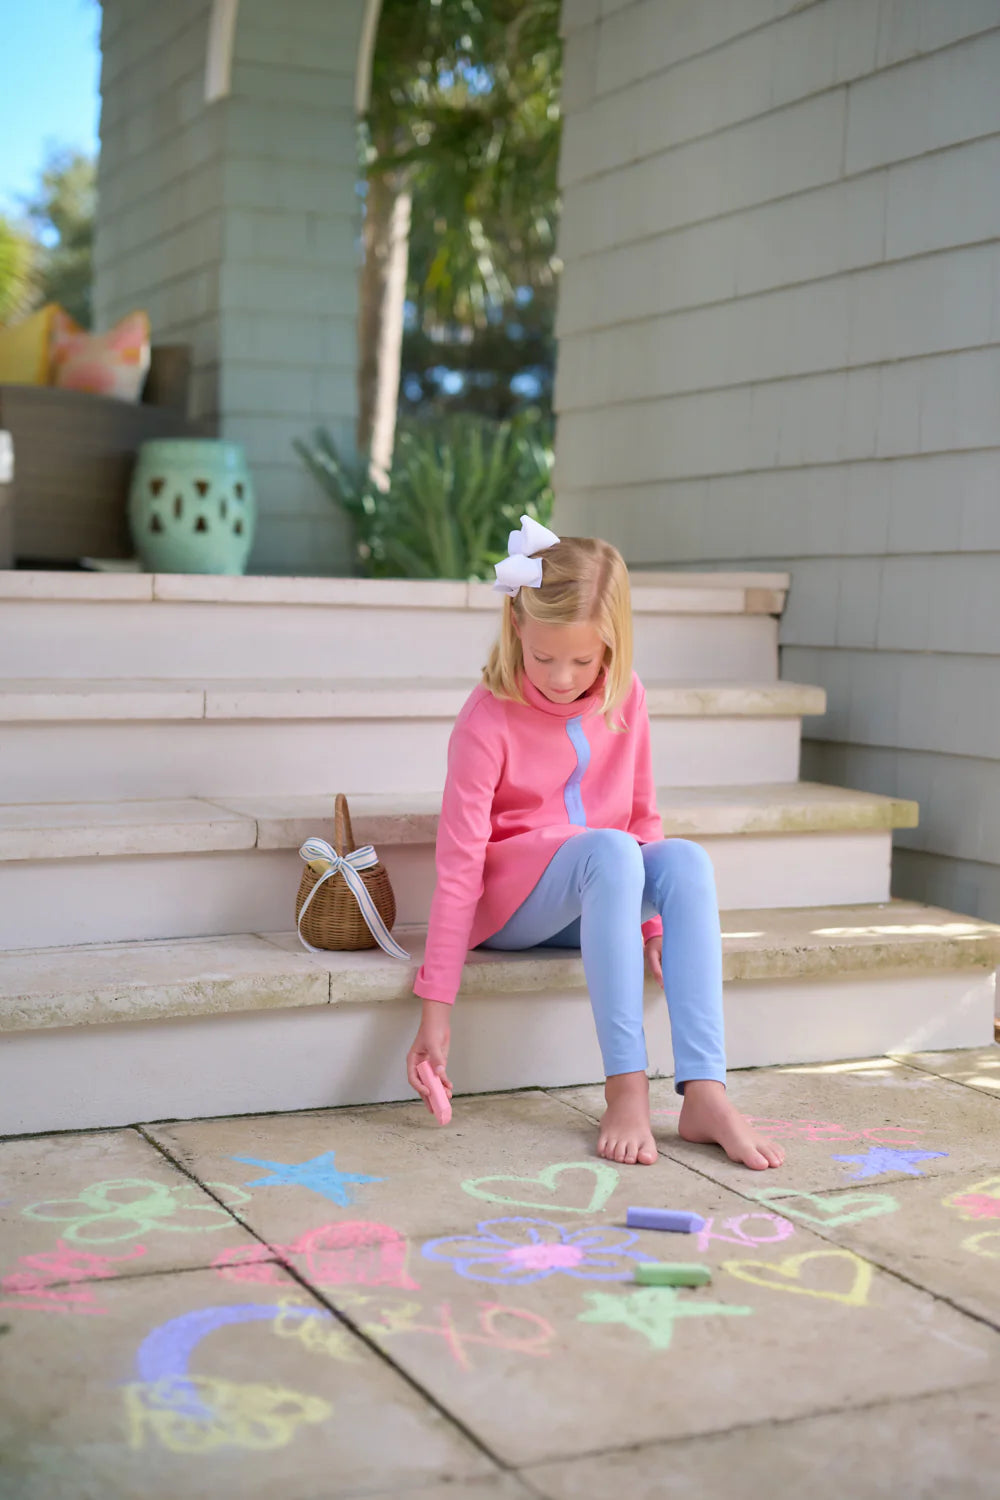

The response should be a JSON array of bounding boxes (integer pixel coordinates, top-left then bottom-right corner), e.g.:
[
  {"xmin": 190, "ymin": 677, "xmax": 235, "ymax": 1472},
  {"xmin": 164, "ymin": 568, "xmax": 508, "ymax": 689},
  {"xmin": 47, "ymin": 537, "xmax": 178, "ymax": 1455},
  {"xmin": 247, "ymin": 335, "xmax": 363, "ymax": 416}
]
[{"xmin": 0, "ymin": 0, "xmax": 101, "ymax": 217}]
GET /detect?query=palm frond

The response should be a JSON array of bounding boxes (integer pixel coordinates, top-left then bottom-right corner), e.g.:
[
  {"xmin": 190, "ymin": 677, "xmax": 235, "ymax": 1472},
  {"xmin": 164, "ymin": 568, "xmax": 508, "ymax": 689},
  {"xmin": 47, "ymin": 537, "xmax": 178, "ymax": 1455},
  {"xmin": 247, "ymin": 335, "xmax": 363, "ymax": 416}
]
[{"xmin": 295, "ymin": 415, "xmax": 554, "ymax": 580}]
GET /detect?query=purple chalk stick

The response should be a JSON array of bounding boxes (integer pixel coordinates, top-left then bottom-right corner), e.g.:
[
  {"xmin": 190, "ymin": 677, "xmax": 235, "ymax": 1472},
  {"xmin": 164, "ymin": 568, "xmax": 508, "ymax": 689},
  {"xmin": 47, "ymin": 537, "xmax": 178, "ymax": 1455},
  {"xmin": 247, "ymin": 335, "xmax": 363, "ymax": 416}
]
[{"xmin": 626, "ymin": 1207, "xmax": 705, "ymax": 1233}]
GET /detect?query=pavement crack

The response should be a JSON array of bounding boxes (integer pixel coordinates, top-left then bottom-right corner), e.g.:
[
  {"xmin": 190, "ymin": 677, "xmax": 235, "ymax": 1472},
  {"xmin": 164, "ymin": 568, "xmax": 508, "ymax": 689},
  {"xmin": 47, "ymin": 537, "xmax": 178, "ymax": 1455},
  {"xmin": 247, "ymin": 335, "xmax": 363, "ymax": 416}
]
[
  {"xmin": 630, "ymin": 1144, "xmax": 1000, "ymax": 1339},
  {"xmin": 133, "ymin": 1123, "xmax": 516, "ymax": 1476},
  {"xmin": 521, "ymin": 1374, "xmax": 1000, "ymax": 1474}
]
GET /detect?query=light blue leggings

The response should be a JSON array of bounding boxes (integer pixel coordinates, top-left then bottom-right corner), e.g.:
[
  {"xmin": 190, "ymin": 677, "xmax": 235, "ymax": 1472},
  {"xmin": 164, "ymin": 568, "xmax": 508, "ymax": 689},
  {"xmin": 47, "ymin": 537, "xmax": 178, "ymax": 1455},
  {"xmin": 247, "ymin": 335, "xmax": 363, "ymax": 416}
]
[{"xmin": 480, "ymin": 831, "xmax": 726, "ymax": 1092}]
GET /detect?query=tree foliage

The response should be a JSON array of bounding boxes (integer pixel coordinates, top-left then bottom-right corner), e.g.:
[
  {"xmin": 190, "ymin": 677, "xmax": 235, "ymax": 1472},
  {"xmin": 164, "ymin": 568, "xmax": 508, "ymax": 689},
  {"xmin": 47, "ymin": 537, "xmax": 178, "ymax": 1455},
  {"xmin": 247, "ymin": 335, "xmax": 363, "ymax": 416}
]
[
  {"xmin": 0, "ymin": 216, "xmax": 36, "ymax": 324},
  {"xmin": 399, "ymin": 281, "xmax": 557, "ymax": 422},
  {"xmin": 25, "ymin": 148, "xmax": 96, "ymax": 328},
  {"xmin": 296, "ymin": 416, "xmax": 554, "ymax": 579},
  {"xmin": 365, "ymin": 0, "xmax": 562, "ymax": 420}
]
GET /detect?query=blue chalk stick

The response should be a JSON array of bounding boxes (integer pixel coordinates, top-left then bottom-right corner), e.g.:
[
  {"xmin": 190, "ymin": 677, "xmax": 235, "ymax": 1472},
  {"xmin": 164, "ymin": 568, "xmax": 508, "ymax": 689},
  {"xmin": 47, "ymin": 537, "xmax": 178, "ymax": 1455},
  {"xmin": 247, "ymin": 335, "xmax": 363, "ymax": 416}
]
[{"xmin": 626, "ymin": 1207, "xmax": 705, "ymax": 1233}]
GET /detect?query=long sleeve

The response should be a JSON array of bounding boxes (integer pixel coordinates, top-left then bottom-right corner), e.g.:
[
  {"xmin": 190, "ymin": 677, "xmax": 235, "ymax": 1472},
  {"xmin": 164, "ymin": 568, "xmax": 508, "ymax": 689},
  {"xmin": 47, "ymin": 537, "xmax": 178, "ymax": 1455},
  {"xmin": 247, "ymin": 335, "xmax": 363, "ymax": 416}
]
[
  {"xmin": 413, "ymin": 703, "xmax": 504, "ymax": 1005},
  {"xmin": 627, "ymin": 681, "xmax": 664, "ymax": 942}
]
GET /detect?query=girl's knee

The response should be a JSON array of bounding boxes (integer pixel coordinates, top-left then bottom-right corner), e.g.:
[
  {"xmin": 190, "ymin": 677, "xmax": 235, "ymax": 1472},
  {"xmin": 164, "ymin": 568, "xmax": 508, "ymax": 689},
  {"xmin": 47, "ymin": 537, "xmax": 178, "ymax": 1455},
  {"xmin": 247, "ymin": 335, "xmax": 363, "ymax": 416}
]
[
  {"xmin": 581, "ymin": 827, "xmax": 644, "ymax": 885},
  {"xmin": 645, "ymin": 838, "xmax": 716, "ymax": 888}
]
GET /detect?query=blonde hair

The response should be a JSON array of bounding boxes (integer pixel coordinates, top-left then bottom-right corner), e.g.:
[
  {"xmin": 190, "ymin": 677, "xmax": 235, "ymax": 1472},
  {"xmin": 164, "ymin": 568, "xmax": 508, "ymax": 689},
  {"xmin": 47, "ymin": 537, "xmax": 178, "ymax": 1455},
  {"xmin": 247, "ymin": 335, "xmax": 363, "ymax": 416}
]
[{"xmin": 481, "ymin": 535, "xmax": 634, "ymax": 731}]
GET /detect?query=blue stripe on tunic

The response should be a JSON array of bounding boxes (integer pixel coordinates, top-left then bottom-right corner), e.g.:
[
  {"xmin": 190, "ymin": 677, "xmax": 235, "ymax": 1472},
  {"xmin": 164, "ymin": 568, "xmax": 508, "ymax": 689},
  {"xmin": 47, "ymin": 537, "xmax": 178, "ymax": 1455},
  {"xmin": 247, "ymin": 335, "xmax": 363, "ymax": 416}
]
[{"xmin": 563, "ymin": 715, "xmax": 591, "ymax": 826}]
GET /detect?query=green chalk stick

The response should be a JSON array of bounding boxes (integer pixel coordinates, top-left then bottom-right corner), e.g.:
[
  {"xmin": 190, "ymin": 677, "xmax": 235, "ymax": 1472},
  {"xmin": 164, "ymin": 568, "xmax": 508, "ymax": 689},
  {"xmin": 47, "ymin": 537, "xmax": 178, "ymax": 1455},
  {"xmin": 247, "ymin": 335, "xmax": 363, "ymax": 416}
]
[{"xmin": 634, "ymin": 1262, "xmax": 712, "ymax": 1287}]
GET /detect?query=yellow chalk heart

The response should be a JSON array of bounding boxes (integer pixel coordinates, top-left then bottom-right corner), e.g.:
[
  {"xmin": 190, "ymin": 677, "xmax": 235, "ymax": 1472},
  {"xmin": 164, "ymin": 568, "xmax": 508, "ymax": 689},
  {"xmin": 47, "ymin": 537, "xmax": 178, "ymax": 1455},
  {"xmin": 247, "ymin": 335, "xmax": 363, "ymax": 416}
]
[{"xmin": 722, "ymin": 1250, "xmax": 873, "ymax": 1307}]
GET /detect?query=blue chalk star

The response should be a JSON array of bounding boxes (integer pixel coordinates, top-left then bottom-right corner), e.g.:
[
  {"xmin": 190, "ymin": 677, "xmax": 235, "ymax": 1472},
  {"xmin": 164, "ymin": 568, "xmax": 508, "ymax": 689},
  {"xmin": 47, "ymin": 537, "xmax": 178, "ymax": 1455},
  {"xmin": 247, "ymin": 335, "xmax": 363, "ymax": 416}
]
[
  {"xmin": 233, "ymin": 1150, "xmax": 383, "ymax": 1206},
  {"xmin": 832, "ymin": 1147, "xmax": 948, "ymax": 1180}
]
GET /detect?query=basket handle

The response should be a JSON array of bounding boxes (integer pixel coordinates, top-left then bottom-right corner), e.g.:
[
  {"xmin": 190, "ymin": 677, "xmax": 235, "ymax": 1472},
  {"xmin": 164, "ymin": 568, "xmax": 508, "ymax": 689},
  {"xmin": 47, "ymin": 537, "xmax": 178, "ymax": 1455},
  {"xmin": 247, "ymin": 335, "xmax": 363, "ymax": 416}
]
[
  {"xmin": 297, "ymin": 836, "xmax": 410, "ymax": 961},
  {"xmin": 334, "ymin": 794, "xmax": 356, "ymax": 858}
]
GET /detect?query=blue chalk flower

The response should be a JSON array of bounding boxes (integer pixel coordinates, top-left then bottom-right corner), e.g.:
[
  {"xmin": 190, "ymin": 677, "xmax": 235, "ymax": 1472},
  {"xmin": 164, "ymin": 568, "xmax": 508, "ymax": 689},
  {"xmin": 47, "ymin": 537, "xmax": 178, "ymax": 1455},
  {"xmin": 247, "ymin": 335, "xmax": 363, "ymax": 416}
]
[{"xmin": 422, "ymin": 1217, "xmax": 652, "ymax": 1285}]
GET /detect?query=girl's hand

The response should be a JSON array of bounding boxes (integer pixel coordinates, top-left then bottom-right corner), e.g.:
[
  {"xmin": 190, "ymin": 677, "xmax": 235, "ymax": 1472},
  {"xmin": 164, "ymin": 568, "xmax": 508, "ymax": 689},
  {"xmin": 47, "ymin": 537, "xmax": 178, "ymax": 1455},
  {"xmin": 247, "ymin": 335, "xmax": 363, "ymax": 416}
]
[
  {"xmin": 407, "ymin": 999, "xmax": 453, "ymax": 1112},
  {"xmin": 645, "ymin": 935, "xmax": 663, "ymax": 984}
]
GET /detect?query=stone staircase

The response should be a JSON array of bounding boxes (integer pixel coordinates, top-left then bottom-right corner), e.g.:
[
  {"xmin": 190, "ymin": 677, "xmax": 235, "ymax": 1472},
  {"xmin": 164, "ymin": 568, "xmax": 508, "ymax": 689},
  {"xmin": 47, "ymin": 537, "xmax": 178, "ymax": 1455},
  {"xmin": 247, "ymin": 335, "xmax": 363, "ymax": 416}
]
[{"xmin": 1, "ymin": 569, "xmax": 997, "ymax": 1135}]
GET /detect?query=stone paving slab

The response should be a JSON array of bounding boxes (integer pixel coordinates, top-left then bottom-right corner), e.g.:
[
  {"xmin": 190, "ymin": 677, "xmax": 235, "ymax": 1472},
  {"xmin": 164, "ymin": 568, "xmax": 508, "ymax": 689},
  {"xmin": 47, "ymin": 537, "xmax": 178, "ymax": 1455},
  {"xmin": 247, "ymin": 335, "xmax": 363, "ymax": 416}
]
[
  {"xmin": 146, "ymin": 1090, "xmax": 650, "ymax": 1245},
  {"xmin": 311, "ymin": 1206, "xmax": 999, "ymax": 1469},
  {"xmin": 739, "ymin": 1166, "xmax": 1000, "ymax": 1329},
  {"xmin": 0, "ymin": 1266, "xmax": 495, "ymax": 1500},
  {"xmin": 558, "ymin": 1056, "xmax": 998, "ymax": 1193},
  {"xmin": 524, "ymin": 1381, "xmax": 1000, "ymax": 1500},
  {"xmin": 893, "ymin": 1045, "xmax": 1000, "ymax": 1096},
  {"xmin": 276, "ymin": 1171, "xmax": 790, "ymax": 1313},
  {"xmin": 3, "ymin": 1058, "xmax": 1000, "ymax": 1496},
  {"xmin": 804, "ymin": 1055, "xmax": 970, "ymax": 1091},
  {"xmin": 0, "ymin": 1129, "xmax": 268, "ymax": 1292},
  {"xmin": 240, "ymin": 1161, "xmax": 998, "ymax": 1469},
  {"xmin": 142, "ymin": 1088, "xmax": 1000, "ymax": 1468}
]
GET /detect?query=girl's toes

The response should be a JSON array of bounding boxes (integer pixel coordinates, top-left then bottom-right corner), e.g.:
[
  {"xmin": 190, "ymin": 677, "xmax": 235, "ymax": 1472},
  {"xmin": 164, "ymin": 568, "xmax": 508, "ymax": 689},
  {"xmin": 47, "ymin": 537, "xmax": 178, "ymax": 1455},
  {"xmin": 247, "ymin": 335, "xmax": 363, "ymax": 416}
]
[
  {"xmin": 622, "ymin": 1142, "xmax": 638, "ymax": 1165},
  {"xmin": 744, "ymin": 1145, "xmax": 770, "ymax": 1170},
  {"xmin": 637, "ymin": 1143, "xmax": 658, "ymax": 1166},
  {"xmin": 613, "ymin": 1141, "xmax": 629, "ymax": 1164},
  {"xmin": 756, "ymin": 1137, "xmax": 784, "ymax": 1167}
]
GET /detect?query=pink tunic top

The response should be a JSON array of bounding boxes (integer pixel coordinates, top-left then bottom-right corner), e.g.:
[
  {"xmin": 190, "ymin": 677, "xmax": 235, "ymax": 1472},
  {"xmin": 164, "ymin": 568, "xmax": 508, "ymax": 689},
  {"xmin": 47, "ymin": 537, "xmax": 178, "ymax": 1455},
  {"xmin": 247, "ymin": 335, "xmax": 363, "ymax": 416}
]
[{"xmin": 413, "ymin": 669, "xmax": 664, "ymax": 1005}]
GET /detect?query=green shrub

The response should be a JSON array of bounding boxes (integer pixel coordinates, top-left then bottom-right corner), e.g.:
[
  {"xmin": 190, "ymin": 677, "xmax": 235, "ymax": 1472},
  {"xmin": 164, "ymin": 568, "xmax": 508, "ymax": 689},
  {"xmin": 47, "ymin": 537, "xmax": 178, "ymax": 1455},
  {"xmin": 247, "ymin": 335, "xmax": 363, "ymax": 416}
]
[{"xmin": 294, "ymin": 415, "xmax": 554, "ymax": 580}]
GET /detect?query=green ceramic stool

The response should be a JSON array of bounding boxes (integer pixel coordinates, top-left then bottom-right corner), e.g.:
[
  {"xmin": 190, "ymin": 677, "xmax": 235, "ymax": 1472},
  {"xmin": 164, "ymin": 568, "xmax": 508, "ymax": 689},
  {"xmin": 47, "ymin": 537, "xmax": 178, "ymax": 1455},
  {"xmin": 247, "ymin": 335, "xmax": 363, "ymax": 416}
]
[{"xmin": 129, "ymin": 439, "xmax": 256, "ymax": 574}]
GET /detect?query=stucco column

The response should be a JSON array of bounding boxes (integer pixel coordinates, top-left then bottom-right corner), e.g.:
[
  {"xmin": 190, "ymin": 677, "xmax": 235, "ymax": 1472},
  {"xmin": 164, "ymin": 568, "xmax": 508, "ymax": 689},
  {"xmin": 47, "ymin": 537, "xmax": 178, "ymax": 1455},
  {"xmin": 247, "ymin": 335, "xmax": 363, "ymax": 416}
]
[{"xmin": 95, "ymin": 0, "xmax": 374, "ymax": 573}]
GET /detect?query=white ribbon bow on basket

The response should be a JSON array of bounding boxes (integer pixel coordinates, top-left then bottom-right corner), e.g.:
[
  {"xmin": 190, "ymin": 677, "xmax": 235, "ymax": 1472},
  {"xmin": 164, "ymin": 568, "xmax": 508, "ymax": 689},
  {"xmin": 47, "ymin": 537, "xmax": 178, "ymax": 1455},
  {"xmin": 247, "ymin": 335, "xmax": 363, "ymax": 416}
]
[
  {"xmin": 493, "ymin": 514, "xmax": 561, "ymax": 596},
  {"xmin": 297, "ymin": 837, "xmax": 410, "ymax": 960}
]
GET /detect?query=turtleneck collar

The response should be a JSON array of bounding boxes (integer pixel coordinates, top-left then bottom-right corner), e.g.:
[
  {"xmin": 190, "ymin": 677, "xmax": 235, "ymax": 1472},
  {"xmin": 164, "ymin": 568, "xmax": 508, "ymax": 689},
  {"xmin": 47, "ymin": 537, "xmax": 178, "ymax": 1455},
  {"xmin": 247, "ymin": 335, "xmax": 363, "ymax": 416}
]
[{"xmin": 518, "ymin": 668, "xmax": 606, "ymax": 719}]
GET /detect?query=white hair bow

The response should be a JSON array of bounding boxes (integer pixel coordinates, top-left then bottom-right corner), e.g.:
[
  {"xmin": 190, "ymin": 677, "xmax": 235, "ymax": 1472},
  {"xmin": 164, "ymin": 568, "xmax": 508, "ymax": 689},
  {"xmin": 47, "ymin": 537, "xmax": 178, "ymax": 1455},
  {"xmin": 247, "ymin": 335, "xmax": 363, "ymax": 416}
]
[{"xmin": 493, "ymin": 514, "xmax": 561, "ymax": 596}]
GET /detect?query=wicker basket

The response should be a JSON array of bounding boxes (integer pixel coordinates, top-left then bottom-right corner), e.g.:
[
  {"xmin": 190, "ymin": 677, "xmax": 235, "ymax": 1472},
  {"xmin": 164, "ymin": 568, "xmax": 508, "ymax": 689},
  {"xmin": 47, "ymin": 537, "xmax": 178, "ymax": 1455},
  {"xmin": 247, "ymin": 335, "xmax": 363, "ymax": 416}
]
[{"xmin": 295, "ymin": 794, "xmax": 397, "ymax": 951}]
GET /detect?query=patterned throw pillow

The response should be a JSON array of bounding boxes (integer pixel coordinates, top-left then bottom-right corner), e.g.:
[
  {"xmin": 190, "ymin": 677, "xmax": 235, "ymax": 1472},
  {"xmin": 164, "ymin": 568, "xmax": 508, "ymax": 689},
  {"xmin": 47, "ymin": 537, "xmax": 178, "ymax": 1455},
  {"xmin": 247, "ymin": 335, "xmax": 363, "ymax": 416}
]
[
  {"xmin": 0, "ymin": 303, "xmax": 59, "ymax": 384},
  {"xmin": 50, "ymin": 308, "xmax": 151, "ymax": 402}
]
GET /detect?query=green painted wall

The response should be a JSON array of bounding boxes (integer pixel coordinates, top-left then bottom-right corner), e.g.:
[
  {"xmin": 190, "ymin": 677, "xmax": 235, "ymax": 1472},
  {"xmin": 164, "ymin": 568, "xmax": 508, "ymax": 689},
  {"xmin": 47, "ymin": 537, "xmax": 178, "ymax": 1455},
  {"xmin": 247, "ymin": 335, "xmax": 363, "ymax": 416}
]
[
  {"xmin": 95, "ymin": 0, "xmax": 370, "ymax": 573},
  {"xmin": 556, "ymin": 0, "xmax": 1000, "ymax": 923}
]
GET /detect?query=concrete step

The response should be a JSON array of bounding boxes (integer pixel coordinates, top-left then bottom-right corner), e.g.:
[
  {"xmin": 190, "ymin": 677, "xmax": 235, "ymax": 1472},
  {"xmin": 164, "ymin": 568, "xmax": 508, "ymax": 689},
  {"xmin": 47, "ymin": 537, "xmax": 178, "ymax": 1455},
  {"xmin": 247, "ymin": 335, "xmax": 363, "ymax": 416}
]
[
  {"xmin": 1, "ymin": 900, "xmax": 996, "ymax": 1134},
  {"xmin": 0, "ymin": 783, "xmax": 918, "ymax": 948},
  {"xmin": 0, "ymin": 677, "xmax": 825, "ymax": 801},
  {"xmin": 0, "ymin": 570, "xmax": 787, "ymax": 683}
]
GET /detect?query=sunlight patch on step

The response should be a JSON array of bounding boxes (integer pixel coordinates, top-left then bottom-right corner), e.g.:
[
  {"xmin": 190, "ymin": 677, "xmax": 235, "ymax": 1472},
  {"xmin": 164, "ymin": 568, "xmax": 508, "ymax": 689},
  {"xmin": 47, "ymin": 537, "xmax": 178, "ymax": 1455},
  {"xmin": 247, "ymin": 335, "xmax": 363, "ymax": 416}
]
[
  {"xmin": 810, "ymin": 922, "xmax": 987, "ymax": 938},
  {"xmin": 776, "ymin": 1057, "xmax": 903, "ymax": 1076}
]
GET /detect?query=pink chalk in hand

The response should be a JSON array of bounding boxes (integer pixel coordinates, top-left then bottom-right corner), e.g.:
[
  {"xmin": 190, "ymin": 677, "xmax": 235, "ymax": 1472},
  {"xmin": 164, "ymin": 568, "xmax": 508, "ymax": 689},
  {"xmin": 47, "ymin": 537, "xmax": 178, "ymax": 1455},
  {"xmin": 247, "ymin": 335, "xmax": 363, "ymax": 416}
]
[{"xmin": 416, "ymin": 1060, "xmax": 452, "ymax": 1125}]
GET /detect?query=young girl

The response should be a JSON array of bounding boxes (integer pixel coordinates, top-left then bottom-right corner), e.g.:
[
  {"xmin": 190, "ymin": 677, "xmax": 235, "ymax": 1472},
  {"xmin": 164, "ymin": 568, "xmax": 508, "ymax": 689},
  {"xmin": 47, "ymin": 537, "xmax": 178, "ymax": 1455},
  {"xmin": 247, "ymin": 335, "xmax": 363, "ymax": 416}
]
[{"xmin": 406, "ymin": 518, "xmax": 784, "ymax": 1172}]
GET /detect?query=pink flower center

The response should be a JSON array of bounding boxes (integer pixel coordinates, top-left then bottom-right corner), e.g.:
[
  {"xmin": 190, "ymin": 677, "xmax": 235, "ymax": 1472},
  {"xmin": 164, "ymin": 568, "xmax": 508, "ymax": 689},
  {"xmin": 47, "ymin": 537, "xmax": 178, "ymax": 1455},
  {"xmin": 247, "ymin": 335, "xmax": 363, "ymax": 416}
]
[{"xmin": 504, "ymin": 1242, "xmax": 584, "ymax": 1271}]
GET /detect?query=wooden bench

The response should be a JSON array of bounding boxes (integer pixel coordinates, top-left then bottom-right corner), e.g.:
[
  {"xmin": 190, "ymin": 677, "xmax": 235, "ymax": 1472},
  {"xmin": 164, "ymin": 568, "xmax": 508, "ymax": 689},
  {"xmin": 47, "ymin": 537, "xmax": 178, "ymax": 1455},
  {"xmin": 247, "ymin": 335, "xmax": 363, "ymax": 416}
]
[{"xmin": 0, "ymin": 345, "xmax": 197, "ymax": 567}]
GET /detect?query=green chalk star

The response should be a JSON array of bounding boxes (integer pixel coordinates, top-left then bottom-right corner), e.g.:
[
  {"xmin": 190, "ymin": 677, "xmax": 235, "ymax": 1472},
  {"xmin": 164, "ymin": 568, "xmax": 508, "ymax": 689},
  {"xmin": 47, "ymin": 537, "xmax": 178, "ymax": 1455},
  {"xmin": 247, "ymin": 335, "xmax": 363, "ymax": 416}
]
[{"xmin": 578, "ymin": 1286, "xmax": 752, "ymax": 1350}]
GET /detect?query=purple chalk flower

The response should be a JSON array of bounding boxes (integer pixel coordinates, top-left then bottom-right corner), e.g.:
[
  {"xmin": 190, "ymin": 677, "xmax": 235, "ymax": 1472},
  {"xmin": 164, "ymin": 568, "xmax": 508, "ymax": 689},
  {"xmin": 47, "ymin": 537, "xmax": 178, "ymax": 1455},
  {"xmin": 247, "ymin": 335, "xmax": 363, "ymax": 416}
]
[{"xmin": 422, "ymin": 1217, "xmax": 652, "ymax": 1285}]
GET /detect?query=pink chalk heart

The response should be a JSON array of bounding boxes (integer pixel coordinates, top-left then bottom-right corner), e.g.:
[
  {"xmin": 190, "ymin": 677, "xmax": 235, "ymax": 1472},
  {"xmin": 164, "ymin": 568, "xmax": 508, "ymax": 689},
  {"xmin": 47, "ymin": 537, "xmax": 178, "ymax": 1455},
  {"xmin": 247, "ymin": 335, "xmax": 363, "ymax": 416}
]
[
  {"xmin": 461, "ymin": 1161, "xmax": 619, "ymax": 1215},
  {"xmin": 211, "ymin": 1244, "xmax": 283, "ymax": 1284},
  {"xmin": 295, "ymin": 1221, "xmax": 418, "ymax": 1289}
]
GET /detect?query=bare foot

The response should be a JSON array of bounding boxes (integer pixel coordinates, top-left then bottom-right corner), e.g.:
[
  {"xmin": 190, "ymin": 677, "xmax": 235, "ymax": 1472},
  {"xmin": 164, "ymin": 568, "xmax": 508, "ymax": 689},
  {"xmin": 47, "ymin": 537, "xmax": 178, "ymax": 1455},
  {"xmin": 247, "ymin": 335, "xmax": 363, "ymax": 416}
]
[
  {"xmin": 597, "ymin": 1071, "xmax": 658, "ymax": 1166},
  {"xmin": 678, "ymin": 1079, "xmax": 784, "ymax": 1171}
]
